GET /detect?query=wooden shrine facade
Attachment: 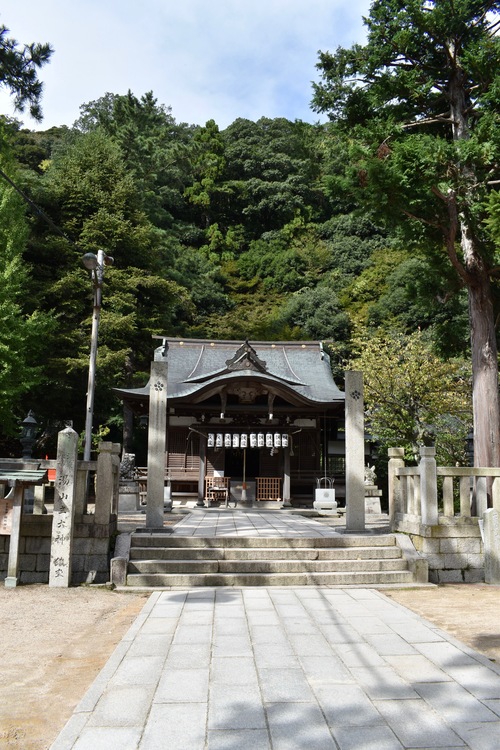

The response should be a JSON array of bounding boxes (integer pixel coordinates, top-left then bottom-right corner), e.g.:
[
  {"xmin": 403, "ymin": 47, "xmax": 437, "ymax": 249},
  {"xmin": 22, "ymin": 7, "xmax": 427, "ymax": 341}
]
[{"xmin": 117, "ymin": 338, "xmax": 346, "ymax": 506}]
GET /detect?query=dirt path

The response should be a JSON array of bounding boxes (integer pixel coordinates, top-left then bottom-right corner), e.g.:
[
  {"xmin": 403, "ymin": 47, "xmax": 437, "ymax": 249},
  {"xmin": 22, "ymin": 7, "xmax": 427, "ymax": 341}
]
[{"xmin": 0, "ymin": 583, "xmax": 499, "ymax": 750}]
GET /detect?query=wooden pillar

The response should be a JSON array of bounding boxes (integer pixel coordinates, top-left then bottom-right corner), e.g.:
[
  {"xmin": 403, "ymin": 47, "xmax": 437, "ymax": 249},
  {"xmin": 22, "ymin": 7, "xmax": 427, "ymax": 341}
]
[
  {"xmin": 198, "ymin": 435, "xmax": 207, "ymax": 507},
  {"xmin": 283, "ymin": 445, "xmax": 291, "ymax": 507}
]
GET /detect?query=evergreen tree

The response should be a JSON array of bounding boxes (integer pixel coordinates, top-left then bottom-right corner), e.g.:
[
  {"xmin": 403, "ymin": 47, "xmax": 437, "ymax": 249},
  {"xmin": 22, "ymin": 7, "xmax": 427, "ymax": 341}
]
[{"xmin": 313, "ymin": 0, "xmax": 500, "ymax": 469}]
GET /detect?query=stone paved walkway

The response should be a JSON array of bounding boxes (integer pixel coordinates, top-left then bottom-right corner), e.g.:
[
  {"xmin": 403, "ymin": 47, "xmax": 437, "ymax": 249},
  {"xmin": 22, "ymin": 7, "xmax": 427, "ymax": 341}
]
[
  {"xmin": 51, "ymin": 584, "xmax": 500, "ymax": 750},
  {"xmin": 170, "ymin": 509, "xmax": 344, "ymax": 537}
]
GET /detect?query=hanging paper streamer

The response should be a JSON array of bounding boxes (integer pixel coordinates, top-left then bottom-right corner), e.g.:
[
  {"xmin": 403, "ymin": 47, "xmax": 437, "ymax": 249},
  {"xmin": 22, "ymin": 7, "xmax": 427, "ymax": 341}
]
[
  {"xmin": 240, "ymin": 433, "xmax": 248, "ymax": 448},
  {"xmin": 216, "ymin": 433, "xmax": 223, "ymax": 448},
  {"xmin": 207, "ymin": 433, "xmax": 215, "ymax": 448},
  {"xmin": 250, "ymin": 433, "xmax": 257, "ymax": 448},
  {"xmin": 232, "ymin": 433, "xmax": 240, "ymax": 448}
]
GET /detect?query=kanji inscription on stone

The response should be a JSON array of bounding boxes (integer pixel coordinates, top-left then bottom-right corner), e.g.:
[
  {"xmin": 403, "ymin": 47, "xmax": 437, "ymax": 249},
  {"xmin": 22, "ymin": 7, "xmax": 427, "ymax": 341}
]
[
  {"xmin": 49, "ymin": 427, "xmax": 78, "ymax": 587},
  {"xmin": 0, "ymin": 498, "xmax": 13, "ymax": 535}
]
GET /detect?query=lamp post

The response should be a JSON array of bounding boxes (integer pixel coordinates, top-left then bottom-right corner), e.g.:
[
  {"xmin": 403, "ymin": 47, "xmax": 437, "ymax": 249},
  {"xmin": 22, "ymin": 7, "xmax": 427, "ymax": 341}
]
[{"xmin": 82, "ymin": 250, "xmax": 114, "ymax": 462}]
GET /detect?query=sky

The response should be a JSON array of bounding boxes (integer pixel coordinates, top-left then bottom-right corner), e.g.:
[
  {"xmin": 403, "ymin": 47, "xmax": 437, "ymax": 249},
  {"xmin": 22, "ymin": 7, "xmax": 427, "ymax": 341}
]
[{"xmin": 0, "ymin": 0, "xmax": 371, "ymax": 131}]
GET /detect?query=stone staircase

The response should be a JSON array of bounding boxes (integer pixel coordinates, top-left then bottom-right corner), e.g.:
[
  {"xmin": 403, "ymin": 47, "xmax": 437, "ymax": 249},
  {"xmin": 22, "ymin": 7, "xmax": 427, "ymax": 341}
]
[{"xmin": 125, "ymin": 533, "xmax": 424, "ymax": 587}]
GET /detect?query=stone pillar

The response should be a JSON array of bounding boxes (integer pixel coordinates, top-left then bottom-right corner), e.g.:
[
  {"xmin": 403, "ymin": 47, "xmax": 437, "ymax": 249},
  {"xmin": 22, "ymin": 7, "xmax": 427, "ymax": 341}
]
[
  {"xmin": 476, "ymin": 477, "xmax": 488, "ymax": 517},
  {"xmin": 197, "ymin": 435, "xmax": 207, "ymax": 507},
  {"xmin": 283, "ymin": 445, "xmax": 291, "ymax": 507},
  {"xmin": 419, "ymin": 446, "xmax": 438, "ymax": 526},
  {"xmin": 146, "ymin": 356, "xmax": 168, "ymax": 529},
  {"xmin": 49, "ymin": 427, "xmax": 78, "ymax": 587},
  {"xmin": 345, "ymin": 371, "xmax": 365, "ymax": 532},
  {"xmin": 95, "ymin": 442, "xmax": 120, "ymax": 524},
  {"xmin": 388, "ymin": 448, "xmax": 405, "ymax": 527},
  {"xmin": 5, "ymin": 484, "xmax": 23, "ymax": 588},
  {"xmin": 483, "ymin": 508, "xmax": 500, "ymax": 584}
]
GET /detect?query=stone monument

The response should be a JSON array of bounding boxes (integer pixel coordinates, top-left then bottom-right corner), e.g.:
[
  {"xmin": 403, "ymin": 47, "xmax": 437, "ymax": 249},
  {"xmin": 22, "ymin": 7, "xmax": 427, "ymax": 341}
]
[{"xmin": 118, "ymin": 452, "xmax": 140, "ymax": 512}]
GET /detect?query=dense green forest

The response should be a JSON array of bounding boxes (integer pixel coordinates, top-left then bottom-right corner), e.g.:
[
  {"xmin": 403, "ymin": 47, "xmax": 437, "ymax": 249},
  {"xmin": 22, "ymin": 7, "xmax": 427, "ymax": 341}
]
[{"xmin": 1, "ymin": 1, "xmax": 499, "ymax": 466}]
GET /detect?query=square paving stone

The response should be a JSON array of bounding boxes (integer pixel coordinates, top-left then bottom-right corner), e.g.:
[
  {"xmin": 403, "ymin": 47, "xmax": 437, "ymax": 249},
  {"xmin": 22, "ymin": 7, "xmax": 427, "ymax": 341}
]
[
  {"xmin": 208, "ymin": 684, "xmax": 266, "ymax": 730},
  {"xmin": 154, "ymin": 667, "xmax": 209, "ymax": 702},
  {"xmin": 348, "ymin": 666, "xmax": 419, "ymax": 700},
  {"xmin": 317, "ymin": 684, "xmax": 385, "ymax": 726},
  {"xmin": 266, "ymin": 702, "xmax": 337, "ymax": 750},
  {"xmin": 258, "ymin": 667, "xmax": 316, "ymax": 702},
  {"xmin": 108, "ymin": 655, "xmax": 165, "ymax": 687},
  {"xmin": 299, "ymin": 655, "xmax": 354, "ymax": 685},
  {"xmin": 165, "ymin": 643, "xmax": 211, "ymax": 668},
  {"xmin": 72, "ymin": 726, "xmax": 143, "ymax": 750},
  {"xmin": 140, "ymin": 702, "xmax": 207, "ymax": 750},
  {"xmin": 86, "ymin": 685, "xmax": 155, "ymax": 728},
  {"xmin": 453, "ymin": 721, "xmax": 500, "ymax": 750},
  {"xmin": 415, "ymin": 682, "xmax": 499, "ymax": 725},
  {"xmin": 383, "ymin": 654, "xmax": 451, "ymax": 682},
  {"xmin": 207, "ymin": 729, "xmax": 271, "ymax": 749},
  {"xmin": 127, "ymin": 633, "xmax": 173, "ymax": 658},
  {"xmin": 211, "ymin": 656, "xmax": 259, "ymax": 686},
  {"xmin": 332, "ymin": 724, "xmax": 404, "ymax": 750},
  {"xmin": 374, "ymin": 698, "xmax": 465, "ymax": 747}
]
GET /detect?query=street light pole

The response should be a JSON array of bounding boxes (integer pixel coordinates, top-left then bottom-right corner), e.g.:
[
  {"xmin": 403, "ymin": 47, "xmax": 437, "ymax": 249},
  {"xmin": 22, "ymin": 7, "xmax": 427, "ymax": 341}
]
[{"xmin": 82, "ymin": 250, "xmax": 113, "ymax": 462}]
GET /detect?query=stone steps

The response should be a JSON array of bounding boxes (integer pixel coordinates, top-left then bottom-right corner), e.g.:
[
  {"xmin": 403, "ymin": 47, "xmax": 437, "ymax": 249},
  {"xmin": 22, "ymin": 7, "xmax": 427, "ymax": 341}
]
[
  {"xmin": 128, "ymin": 545, "xmax": 402, "ymax": 561},
  {"xmin": 126, "ymin": 570, "xmax": 415, "ymax": 587},
  {"xmin": 125, "ymin": 533, "xmax": 418, "ymax": 587}
]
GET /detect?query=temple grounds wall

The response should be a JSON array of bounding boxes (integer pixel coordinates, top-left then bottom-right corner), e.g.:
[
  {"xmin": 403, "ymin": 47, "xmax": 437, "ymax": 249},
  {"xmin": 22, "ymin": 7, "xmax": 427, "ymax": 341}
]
[
  {"xmin": 0, "ymin": 514, "xmax": 116, "ymax": 584},
  {"xmin": 388, "ymin": 447, "xmax": 500, "ymax": 584},
  {"xmin": 0, "ymin": 439, "xmax": 120, "ymax": 586}
]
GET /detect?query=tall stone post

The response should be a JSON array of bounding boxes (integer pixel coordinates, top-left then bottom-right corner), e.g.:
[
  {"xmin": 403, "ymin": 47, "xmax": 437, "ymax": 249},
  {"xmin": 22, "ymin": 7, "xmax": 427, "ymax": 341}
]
[
  {"xmin": 483, "ymin": 508, "xmax": 500, "ymax": 584},
  {"xmin": 345, "ymin": 371, "xmax": 365, "ymax": 532},
  {"xmin": 95, "ymin": 442, "xmax": 121, "ymax": 524},
  {"xmin": 388, "ymin": 447, "xmax": 405, "ymax": 528},
  {"xmin": 146, "ymin": 351, "xmax": 168, "ymax": 529},
  {"xmin": 4, "ymin": 484, "xmax": 23, "ymax": 588},
  {"xmin": 419, "ymin": 446, "xmax": 438, "ymax": 526},
  {"xmin": 49, "ymin": 427, "xmax": 78, "ymax": 587}
]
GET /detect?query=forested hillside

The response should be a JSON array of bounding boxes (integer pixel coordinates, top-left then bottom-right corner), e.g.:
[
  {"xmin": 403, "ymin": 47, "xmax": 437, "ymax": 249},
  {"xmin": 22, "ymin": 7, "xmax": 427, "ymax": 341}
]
[
  {"xmin": 3, "ymin": 0, "xmax": 500, "ymax": 466},
  {"xmin": 0, "ymin": 93, "xmax": 473, "ymax": 458}
]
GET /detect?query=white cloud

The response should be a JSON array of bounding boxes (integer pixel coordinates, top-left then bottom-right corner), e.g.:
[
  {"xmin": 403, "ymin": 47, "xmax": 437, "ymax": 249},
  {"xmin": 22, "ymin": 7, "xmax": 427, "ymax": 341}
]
[{"xmin": 0, "ymin": 0, "xmax": 370, "ymax": 130}]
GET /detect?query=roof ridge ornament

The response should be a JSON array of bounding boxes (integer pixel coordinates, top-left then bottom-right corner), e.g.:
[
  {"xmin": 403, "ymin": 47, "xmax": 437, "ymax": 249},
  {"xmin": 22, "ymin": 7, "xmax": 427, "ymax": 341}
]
[{"xmin": 225, "ymin": 340, "xmax": 268, "ymax": 372}]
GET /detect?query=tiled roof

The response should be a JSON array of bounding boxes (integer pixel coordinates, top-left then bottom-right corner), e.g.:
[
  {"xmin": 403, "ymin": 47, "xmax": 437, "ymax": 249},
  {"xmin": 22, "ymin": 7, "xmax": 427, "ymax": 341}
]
[{"xmin": 116, "ymin": 338, "xmax": 344, "ymax": 406}]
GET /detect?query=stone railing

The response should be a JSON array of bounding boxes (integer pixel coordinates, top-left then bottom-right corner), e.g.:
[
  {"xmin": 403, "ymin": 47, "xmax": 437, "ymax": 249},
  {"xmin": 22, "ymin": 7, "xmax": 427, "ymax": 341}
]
[
  {"xmin": 388, "ymin": 446, "xmax": 500, "ymax": 523},
  {"xmin": 0, "ymin": 438, "xmax": 120, "ymax": 586},
  {"xmin": 387, "ymin": 446, "xmax": 500, "ymax": 584}
]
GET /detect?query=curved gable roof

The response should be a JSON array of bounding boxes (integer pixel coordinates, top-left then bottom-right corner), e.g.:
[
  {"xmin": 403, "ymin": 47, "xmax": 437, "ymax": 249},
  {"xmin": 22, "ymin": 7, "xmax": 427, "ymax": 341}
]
[{"xmin": 116, "ymin": 338, "xmax": 345, "ymax": 406}]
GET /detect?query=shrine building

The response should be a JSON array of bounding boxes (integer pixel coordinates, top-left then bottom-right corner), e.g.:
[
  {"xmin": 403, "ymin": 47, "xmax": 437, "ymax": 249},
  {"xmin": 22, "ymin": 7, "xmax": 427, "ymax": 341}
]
[{"xmin": 116, "ymin": 338, "xmax": 347, "ymax": 507}]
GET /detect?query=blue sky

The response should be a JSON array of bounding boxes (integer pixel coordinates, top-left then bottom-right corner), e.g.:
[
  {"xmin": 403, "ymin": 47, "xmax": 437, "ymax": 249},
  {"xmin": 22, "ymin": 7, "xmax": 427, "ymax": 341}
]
[{"xmin": 0, "ymin": 0, "xmax": 371, "ymax": 130}]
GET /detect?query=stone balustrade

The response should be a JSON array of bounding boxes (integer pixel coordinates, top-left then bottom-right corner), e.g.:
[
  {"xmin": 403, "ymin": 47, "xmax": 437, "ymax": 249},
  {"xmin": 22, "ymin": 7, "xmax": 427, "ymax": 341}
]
[{"xmin": 388, "ymin": 446, "xmax": 500, "ymax": 584}]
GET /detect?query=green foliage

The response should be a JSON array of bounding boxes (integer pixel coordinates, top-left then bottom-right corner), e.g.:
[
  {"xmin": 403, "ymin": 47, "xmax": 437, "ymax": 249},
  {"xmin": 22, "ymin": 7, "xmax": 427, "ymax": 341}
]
[
  {"xmin": 0, "ymin": 25, "xmax": 53, "ymax": 121},
  {"xmin": 0, "ymin": 147, "xmax": 54, "ymax": 434},
  {"xmin": 350, "ymin": 329, "xmax": 471, "ymax": 465}
]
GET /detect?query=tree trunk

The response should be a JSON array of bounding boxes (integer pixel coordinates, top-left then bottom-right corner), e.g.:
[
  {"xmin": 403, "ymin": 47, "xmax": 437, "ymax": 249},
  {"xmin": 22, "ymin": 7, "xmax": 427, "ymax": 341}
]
[
  {"xmin": 450, "ymin": 65, "xmax": 500, "ymax": 471},
  {"xmin": 466, "ymin": 253, "xmax": 500, "ymax": 469}
]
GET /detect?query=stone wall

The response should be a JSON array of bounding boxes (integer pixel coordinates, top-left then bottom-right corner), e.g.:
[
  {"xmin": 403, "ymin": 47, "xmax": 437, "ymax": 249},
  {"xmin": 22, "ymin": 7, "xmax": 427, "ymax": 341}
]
[
  {"xmin": 394, "ymin": 514, "xmax": 484, "ymax": 583},
  {"xmin": 0, "ymin": 514, "xmax": 117, "ymax": 585}
]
